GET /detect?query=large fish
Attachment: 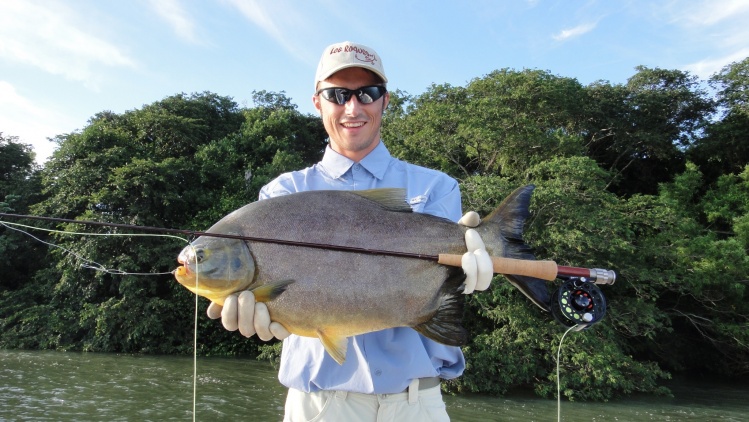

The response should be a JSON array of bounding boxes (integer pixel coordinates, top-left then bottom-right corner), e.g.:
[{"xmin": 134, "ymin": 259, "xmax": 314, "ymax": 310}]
[{"xmin": 174, "ymin": 185, "xmax": 550, "ymax": 364}]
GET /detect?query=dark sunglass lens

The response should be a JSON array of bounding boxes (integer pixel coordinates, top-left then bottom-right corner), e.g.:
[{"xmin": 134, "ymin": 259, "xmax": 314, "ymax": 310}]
[
  {"xmin": 357, "ymin": 86, "xmax": 384, "ymax": 104},
  {"xmin": 320, "ymin": 88, "xmax": 348, "ymax": 105},
  {"xmin": 319, "ymin": 86, "xmax": 385, "ymax": 105},
  {"xmin": 334, "ymin": 89, "xmax": 352, "ymax": 105}
]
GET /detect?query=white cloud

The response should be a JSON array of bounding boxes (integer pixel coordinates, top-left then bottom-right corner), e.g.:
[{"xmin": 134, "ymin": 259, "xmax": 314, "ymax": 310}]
[
  {"xmin": 670, "ymin": 0, "xmax": 749, "ymax": 27},
  {"xmin": 659, "ymin": 0, "xmax": 749, "ymax": 78},
  {"xmin": 0, "ymin": 81, "xmax": 78, "ymax": 163},
  {"xmin": 222, "ymin": 0, "xmax": 316, "ymax": 62},
  {"xmin": 0, "ymin": 1, "xmax": 136, "ymax": 90},
  {"xmin": 552, "ymin": 22, "xmax": 597, "ymax": 41},
  {"xmin": 684, "ymin": 47, "xmax": 749, "ymax": 79},
  {"xmin": 148, "ymin": 0, "xmax": 200, "ymax": 43}
]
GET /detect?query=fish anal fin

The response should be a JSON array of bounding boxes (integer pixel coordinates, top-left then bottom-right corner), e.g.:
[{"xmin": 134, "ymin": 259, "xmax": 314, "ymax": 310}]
[
  {"xmin": 250, "ymin": 279, "xmax": 295, "ymax": 302},
  {"xmin": 413, "ymin": 271, "xmax": 469, "ymax": 346},
  {"xmin": 318, "ymin": 330, "xmax": 348, "ymax": 365}
]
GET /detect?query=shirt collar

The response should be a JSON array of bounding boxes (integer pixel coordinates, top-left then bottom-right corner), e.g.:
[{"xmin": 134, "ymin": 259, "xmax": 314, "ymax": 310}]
[{"xmin": 320, "ymin": 141, "xmax": 391, "ymax": 180}]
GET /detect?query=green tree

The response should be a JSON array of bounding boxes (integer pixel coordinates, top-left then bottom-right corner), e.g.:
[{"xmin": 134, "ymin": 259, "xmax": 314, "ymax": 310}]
[
  {"xmin": 0, "ymin": 133, "xmax": 44, "ymax": 286},
  {"xmin": 451, "ymin": 158, "xmax": 671, "ymax": 400},
  {"xmin": 3, "ymin": 91, "xmax": 327, "ymax": 355},
  {"xmin": 384, "ymin": 69, "xmax": 587, "ymax": 178},
  {"xmin": 584, "ymin": 67, "xmax": 714, "ymax": 196},
  {"xmin": 26, "ymin": 93, "xmax": 247, "ymax": 353},
  {"xmin": 0, "ymin": 133, "xmax": 49, "ymax": 348},
  {"xmin": 689, "ymin": 57, "xmax": 749, "ymax": 182},
  {"xmin": 627, "ymin": 164, "xmax": 749, "ymax": 376}
]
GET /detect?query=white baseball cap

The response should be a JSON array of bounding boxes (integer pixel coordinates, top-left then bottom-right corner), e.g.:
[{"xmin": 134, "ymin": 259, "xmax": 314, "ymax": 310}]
[{"xmin": 314, "ymin": 41, "xmax": 387, "ymax": 90}]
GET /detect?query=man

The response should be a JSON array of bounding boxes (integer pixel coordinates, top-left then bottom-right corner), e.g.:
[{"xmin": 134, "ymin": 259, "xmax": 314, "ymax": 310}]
[{"xmin": 208, "ymin": 41, "xmax": 493, "ymax": 421}]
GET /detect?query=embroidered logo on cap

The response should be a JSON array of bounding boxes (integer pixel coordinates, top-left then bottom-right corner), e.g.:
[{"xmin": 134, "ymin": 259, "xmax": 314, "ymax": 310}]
[{"xmin": 329, "ymin": 44, "xmax": 378, "ymax": 66}]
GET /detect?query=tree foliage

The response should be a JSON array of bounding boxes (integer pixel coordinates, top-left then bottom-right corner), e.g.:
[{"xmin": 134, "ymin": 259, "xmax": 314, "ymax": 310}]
[
  {"xmin": 689, "ymin": 57, "xmax": 749, "ymax": 183},
  {"xmin": 585, "ymin": 67, "xmax": 714, "ymax": 196},
  {"xmin": 1, "ymin": 59, "xmax": 748, "ymax": 401}
]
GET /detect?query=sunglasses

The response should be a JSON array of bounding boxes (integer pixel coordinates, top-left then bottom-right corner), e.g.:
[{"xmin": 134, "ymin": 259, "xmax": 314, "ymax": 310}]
[{"xmin": 316, "ymin": 85, "xmax": 387, "ymax": 105}]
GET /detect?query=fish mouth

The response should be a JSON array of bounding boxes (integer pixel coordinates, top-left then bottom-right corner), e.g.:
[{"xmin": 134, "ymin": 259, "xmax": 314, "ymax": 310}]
[{"xmin": 173, "ymin": 265, "xmax": 191, "ymax": 279}]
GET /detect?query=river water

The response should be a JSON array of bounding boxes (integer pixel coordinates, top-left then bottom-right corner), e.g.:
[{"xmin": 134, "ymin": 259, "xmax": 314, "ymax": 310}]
[{"xmin": 1, "ymin": 349, "xmax": 747, "ymax": 421}]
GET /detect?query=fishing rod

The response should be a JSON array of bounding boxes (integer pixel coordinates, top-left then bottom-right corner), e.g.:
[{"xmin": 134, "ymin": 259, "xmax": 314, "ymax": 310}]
[
  {"xmin": 0, "ymin": 212, "xmax": 615, "ymax": 283},
  {"xmin": 1, "ymin": 212, "xmax": 614, "ymax": 329}
]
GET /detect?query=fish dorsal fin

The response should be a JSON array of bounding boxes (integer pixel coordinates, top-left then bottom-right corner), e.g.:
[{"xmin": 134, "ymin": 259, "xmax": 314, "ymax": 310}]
[
  {"xmin": 483, "ymin": 185, "xmax": 534, "ymax": 241},
  {"xmin": 352, "ymin": 188, "xmax": 412, "ymax": 213},
  {"xmin": 317, "ymin": 330, "xmax": 349, "ymax": 365}
]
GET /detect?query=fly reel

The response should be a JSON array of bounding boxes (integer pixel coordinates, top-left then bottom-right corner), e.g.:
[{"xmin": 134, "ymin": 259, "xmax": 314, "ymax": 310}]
[{"xmin": 550, "ymin": 277, "xmax": 607, "ymax": 331}]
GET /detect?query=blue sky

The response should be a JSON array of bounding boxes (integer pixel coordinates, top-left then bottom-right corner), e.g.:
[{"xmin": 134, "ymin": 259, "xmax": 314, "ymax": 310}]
[{"xmin": 1, "ymin": 0, "xmax": 748, "ymax": 164}]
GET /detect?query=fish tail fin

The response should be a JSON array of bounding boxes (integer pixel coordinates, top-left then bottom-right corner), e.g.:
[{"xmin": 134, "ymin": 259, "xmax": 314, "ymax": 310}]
[
  {"xmin": 250, "ymin": 279, "xmax": 295, "ymax": 302},
  {"xmin": 477, "ymin": 185, "xmax": 551, "ymax": 312},
  {"xmin": 413, "ymin": 269, "xmax": 469, "ymax": 346}
]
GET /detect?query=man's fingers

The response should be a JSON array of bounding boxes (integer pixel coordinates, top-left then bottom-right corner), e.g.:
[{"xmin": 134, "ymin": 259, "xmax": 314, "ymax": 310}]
[
  {"xmin": 254, "ymin": 302, "xmax": 273, "ymax": 341},
  {"xmin": 221, "ymin": 294, "xmax": 239, "ymax": 331},
  {"xmin": 207, "ymin": 302, "xmax": 223, "ymax": 320},
  {"xmin": 463, "ymin": 228, "xmax": 493, "ymax": 293},
  {"xmin": 237, "ymin": 291, "xmax": 257, "ymax": 338},
  {"xmin": 458, "ymin": 211, "xmax": 481, "ymax": 227},
  {"xmin": 270, "ymin": 322, "xmax": 291, "ymax": 340},
  {"xmin": 465, "ymin": 228, "xmax": 485, "ymax": 252},
  {"xmin": 462, "ymin": 252, "xmax": 477, "ymax": 294},
  {"xmin": 474, "ymin": 249, "xmax": 493, "ymax": 291}
]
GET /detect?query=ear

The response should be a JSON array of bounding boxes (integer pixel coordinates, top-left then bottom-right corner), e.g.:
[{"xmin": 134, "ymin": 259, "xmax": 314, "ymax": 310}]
[{"xmin": 312, "ymin": 94, "xmax": 322, "ymax": 113}]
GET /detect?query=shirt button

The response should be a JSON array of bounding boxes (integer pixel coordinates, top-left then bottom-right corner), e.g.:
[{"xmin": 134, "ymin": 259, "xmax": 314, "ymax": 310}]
[{"xmin": 374, "ymin": 369, "xmax": 382, "ymax": 376}]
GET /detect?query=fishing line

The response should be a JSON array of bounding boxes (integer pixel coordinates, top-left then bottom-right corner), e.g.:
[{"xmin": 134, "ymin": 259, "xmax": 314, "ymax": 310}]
[
  {"xmin": 0, "ymin": 212, "xmax": 616, "ymax": 284},
  {"xmin": 556, "ymin": 324, "xmax": 578, "ymax": 422},
  {"xmin": 1, "ymin": 218, "xmax": 203, "ymax": 420},
  {"xmin": 191, "ymin": 244, "xmax": 200, "ymax": 422},
  {"xmin": 0, "ymin": 220, "xmax": 184, "ymax": 275}
]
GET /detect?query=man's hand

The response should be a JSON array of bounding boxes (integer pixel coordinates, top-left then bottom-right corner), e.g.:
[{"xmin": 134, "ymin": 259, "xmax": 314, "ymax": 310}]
[
  {"xmin": 206, "ymin": 291, "xmax": 291, "ymax": 341},
  {"xmin": 458, "ymin": 211, "xmax": 493, "ymax": 294}
]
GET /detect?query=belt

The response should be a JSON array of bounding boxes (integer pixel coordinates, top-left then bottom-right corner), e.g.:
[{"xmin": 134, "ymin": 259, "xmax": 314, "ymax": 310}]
[{"xmin": 403, "ymin": 376, "xmax": 441, "ymax": 392}]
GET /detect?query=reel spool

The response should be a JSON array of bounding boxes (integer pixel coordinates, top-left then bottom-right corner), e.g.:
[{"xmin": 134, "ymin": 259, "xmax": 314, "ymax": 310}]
[{"xmin": 550, "ymin": 277, "xmax": 607, "ymax": 331}]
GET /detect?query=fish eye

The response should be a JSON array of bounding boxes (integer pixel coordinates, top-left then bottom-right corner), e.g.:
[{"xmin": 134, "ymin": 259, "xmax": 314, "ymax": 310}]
[{"xmin": 195, "ymin": 249, "xmax": 205, "ymax": 263}]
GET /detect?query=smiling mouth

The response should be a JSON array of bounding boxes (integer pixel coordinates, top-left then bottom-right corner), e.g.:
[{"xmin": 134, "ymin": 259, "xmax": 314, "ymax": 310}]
[{"xmin": 341, "ymin": 122, "xmax": 365, "ymax": 128}]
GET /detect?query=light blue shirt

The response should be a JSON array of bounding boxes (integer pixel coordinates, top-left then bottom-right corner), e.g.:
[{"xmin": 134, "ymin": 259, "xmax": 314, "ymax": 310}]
[{"xmin": 259, "ymin": 141, "xmax": 466, "ymax": 394}]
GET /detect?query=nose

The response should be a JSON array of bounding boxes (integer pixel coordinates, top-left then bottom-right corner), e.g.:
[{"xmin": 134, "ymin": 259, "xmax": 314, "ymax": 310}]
[{"xmin": 344, "ymin": 96, "xmax": 362, "ymax": 115}]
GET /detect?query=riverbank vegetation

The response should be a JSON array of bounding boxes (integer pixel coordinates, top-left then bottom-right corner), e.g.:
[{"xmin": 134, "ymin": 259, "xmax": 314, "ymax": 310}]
[{"xmin": 1, "ymin": 58, "xmax": 748, "ymax": 401}]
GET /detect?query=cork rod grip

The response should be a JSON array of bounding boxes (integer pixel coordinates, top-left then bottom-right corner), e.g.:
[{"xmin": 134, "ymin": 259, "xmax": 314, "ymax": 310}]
[{"xmin": 437, "ymin": 254, "xmax": 559, "ymax": 281}]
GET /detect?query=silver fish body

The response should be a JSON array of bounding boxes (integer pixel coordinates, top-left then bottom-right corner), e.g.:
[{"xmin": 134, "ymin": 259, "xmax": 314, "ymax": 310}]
[{"xmin": 175, "ymin": 186, "xmax": 548, "ymax": 364}]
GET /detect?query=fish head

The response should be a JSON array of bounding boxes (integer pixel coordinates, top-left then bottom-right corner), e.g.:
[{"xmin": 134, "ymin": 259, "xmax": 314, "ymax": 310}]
[{"xmin": 173, "ymin": 235, "xmax": 255, "ymax": 306}]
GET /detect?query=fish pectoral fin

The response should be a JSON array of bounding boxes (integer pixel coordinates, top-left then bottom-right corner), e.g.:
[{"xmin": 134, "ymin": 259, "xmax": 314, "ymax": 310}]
[
  {"xmin": 317, "ymin": 330, "xmax": 348, "ymax": 365},
  {"xmin": 250, "ymin": 279, "xmax": 295, "ymax": 302}
]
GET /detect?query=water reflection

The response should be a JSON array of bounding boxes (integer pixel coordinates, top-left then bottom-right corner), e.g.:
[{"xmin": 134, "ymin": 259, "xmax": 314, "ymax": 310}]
[{"xmin": 1, "ymin": 349, "xmax": 747, "ymax": 421}]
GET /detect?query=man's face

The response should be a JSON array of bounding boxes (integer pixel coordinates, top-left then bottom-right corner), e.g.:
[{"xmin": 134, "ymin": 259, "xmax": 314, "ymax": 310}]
[{"xmin": 313, "ymin": 67, "xmax": 389, "ymax": 162}]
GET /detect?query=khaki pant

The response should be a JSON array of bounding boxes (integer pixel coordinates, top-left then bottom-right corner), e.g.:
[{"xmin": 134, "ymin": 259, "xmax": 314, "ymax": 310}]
[{"xmin": 283, "ymin": 379, "xmax": 450, "ymax": 422}]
